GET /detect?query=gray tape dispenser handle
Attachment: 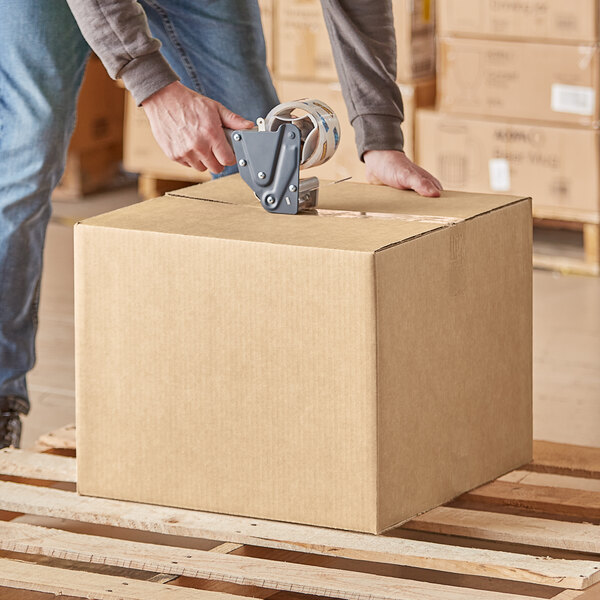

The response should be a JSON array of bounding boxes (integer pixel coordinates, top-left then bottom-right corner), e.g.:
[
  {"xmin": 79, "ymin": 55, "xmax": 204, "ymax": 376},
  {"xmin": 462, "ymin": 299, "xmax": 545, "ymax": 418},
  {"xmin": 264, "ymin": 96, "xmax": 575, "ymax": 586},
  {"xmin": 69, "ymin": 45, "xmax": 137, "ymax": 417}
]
[{"xmin": 223, "ymin": 99, "xmax": 340, "ymax": 214}]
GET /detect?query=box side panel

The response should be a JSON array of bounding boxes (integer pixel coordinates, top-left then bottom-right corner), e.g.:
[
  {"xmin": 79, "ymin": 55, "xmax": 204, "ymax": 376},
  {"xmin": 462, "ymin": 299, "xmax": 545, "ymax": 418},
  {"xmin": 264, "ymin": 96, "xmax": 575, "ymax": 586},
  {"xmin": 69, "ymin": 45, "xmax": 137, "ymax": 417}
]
[
  {"xmin": 376, "ymin": 201, "xmax": 533, "ymax": 531},
  {"xmin": 416, "ymin": 109, "xmax": 600, "ymax": 217},
  {"xmin": 438, "ymin": 0, "xmax": 598, "ymax": 43},
  {"xmin": 438, "ymin": 38, "xmax": 599, "ymax": 126},
  {"xmin": 75, "ymin": 225, "xmax": 379, "ymax": 532}
]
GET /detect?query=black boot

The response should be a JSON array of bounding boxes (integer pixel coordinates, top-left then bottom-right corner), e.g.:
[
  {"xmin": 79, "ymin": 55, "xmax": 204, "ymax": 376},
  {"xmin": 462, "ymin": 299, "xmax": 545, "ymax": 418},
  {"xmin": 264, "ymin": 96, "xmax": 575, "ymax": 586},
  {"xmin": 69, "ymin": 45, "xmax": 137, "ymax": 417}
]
[
  {"xmin": 0, "ymin": 411, "xmax": 21, "ymax": 449},
  {"xmin": 0, "ymin": 396, "xmax": 28, "ymax": 449}
]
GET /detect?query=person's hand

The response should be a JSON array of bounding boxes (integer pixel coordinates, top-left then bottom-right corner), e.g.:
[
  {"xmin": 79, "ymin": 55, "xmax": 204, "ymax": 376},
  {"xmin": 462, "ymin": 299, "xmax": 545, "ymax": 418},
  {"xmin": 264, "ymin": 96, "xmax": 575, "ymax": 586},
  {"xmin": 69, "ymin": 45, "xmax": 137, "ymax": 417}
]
[
  {"xmin": 364, "ymin": 150, "xmax": 443, "ymax": 197},
  {"xmin": 142, "ymin": 81, "xmax": 254, "ymax": 174}
]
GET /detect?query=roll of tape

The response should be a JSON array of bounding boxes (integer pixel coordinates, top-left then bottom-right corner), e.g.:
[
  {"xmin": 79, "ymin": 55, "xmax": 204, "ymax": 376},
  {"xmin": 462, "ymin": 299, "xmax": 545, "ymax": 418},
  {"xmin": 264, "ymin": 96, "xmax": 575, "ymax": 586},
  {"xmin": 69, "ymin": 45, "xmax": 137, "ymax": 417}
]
[{"xmin": 264, "ymin": 99, "xmax": 341, "ymax": 169}]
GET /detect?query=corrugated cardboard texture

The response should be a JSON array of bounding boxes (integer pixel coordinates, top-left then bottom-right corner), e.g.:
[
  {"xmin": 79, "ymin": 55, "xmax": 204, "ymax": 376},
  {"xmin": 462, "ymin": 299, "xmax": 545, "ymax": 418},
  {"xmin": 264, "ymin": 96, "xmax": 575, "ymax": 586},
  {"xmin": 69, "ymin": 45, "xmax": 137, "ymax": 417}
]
[
  {"xmin": 438, "ymin": 37, "xmax": 600, "ymax": 126},
  {"xmin": 438, "ymin": 0, "xmax": 599, "ymax": 44},
  {"xmin": 416, "ymin": 109, "xmax": 600, "ymax": 217},
  {"xmin": 167, "ymin": 174, "xmax": 523, "ymax": 221},
  {"xmin": 76, "ymin": 176, "xmax": 532, "ymax": 533},
  {"xmin": 376, "ymin": 202, "xmax": 533, "ymax": 530}
]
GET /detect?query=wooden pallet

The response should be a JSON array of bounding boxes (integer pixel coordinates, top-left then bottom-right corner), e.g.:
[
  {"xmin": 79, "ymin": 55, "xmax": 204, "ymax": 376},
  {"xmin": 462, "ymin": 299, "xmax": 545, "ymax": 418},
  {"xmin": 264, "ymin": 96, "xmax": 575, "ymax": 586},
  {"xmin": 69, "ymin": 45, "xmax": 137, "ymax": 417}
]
[
  {"xmin": 532, "ymin": 209, "xmax": 600, "ymax": 277},
  {"xmin": 137, "ymin": 173, "xmax": 207, "ymax": 200},
  {"xmin": 1, "ymin": 430, "xmax": 599, "ymax": 599}
]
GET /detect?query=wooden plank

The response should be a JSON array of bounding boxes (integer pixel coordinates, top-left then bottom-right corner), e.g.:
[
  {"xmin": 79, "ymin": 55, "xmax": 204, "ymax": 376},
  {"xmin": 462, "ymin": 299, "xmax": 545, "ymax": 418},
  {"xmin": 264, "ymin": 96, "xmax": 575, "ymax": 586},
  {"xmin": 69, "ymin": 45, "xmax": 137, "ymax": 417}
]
[
  {"xmin": 0, "ymin": 483, "xmax": 597, "ymax": 590},
  {"xmin": 532, "ymin": 207, "xmax": 600, "ymax": 225},
  {"xmin": 406, "ymin": 506, "xmax": 600, "ymax": 554},
  {"xmin": 138, "ymin": 174, "xmax": 196, "ymax": 200},
  {"xmin": 531, "ymin": 442, "xmax": 600, "ymax": 479},
  {"xmin": 553, "ymin": 581, "xmax": 600, "ymax": 600},
  {"xmin": 464, "ymin": 480, "xmax": 600, "ymax": 519},
  {"xmin": 532, "ymin": 254, "xmax": 600, "ymax": 277},
  {"xmin": 0, "ymin": 521, "xmax": 553, "ymax": 599},
  {"xmin": 211, "ymin": 543, "xmax": 244, "ymax": 554},
  {"xmin": 499, "ymin": 471, "xmax": 600, "ymax": 493},
  {"xmin": 0, "ymin": 449, "xmax": 76, "ymax": 483},
  {"xmin": 0, "ymin": 558, "xmax": 245, "ymax": 600},
  {"xmin": 583, "ymin": 224, "xmax": 600, "ymax": 266},
  {"xmin": 33, "ymin": 424, "xmax": 76, "ymax": 452}
]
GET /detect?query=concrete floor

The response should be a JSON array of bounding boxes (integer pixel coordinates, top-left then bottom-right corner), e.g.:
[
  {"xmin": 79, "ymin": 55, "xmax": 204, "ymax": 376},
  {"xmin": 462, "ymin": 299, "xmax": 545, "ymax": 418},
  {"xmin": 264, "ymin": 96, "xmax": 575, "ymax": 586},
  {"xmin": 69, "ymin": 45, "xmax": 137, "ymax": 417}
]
[{"xmin": 20, "ymin": 185, "xmax": 600, "ymax": 449}]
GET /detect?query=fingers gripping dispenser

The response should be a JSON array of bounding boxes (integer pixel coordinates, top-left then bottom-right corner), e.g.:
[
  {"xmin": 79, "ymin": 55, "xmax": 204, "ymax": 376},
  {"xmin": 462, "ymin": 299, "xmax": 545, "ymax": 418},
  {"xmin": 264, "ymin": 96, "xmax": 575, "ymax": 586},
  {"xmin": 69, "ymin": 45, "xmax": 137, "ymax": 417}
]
[{"xmin": 230, "ymin": 99, "xmax": 341, "ymax": 215}]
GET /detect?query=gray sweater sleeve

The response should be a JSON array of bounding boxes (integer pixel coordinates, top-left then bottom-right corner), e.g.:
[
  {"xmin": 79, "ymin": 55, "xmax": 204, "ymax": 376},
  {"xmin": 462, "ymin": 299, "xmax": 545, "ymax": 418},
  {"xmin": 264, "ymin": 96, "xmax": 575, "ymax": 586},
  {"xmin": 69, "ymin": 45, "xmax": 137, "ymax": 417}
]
[
  {"xmin": 65, "ymin": 0, "xmax": 179, "ymax": 104},
  {"xmin": 320, "ymin": 0, "xmax": 405, "ymax": 157}
]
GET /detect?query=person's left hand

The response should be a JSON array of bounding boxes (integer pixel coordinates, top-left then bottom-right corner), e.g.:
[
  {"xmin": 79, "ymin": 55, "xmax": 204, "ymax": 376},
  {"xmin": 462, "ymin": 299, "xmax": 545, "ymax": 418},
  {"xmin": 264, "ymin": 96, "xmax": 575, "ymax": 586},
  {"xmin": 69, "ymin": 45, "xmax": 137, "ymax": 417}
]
[{"xmin": 364, "ymin": 150, "xmax": 443, "ymax": 197}]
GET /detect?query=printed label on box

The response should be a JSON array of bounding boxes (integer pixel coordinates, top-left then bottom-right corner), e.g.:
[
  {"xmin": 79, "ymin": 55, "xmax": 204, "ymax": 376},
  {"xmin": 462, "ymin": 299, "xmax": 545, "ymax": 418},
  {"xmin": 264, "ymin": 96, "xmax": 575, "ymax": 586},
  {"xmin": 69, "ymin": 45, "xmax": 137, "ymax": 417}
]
[
  {"xmin": 551, "ymin": 84, "xmax": 595, "ymax": 116},
  {"xmin": 488, "ymin": 158, "xmax": 511, "ymax": 192}
]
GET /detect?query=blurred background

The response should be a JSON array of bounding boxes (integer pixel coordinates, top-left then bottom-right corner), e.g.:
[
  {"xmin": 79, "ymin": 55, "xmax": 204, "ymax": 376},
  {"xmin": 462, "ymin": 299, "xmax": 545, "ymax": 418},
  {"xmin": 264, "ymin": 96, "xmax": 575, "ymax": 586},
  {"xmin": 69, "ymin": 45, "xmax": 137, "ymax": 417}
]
[{"xmin": 29, "ymin": 0, "xmax": 599, "ymax": 448}]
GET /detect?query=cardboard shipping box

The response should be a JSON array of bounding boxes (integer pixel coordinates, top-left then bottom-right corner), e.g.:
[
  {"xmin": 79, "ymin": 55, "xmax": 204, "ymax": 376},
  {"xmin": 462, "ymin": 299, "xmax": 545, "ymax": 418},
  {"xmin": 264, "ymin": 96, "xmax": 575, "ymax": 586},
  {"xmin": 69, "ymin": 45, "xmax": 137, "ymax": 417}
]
[
  {"xmin": 75, "ymin": 175, "xmax": 532, "ymax": 534},
  {"xmin": 276, "ymin": 78, "xmax": 436, "ymax": 182},
  {"xmin": 56, "ymin": 55, "xmax": 125, "ymax": 198},
  {"xmin": 438, "ymin": 37, "xmax": 600, "ymax": 127},
  {"xmin": 123, "ymin": 93, "xmax": 210, "ymax": 182},
  {"xmin": 258, "ymin": 0, "xmax": 274, "ymax": 71},
  {"xmin": 69, "ymin": 55, "xmax": 125, "ymax": 153},
  {"xmin": 275, "ymin": 0, "xmax": 435, "ymax": 82},
  {"xmin": 416, "ymin": 109, "xmax": 600, "ymax": 218},
  {"xmin": 438, "ymin": 0, "xmax": 599, "ymax": 44}
]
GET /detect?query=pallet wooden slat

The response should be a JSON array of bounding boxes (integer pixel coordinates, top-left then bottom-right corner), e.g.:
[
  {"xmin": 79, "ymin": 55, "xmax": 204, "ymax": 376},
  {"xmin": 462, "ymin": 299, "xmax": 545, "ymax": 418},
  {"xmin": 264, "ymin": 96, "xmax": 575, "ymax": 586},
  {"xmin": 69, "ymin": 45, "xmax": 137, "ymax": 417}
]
[
  {"xmin": 0, "ymin": 448, "xmax": 76, "ymax": 483},
  {"xmin": 499, "ymin": 471, "xmax": 600, "ymax": 493},
  {"xmin": 0, "ymin": 482, "xmax": 597, "ymax": 589},
  {"xmin": 532, "ymin": 442, "xmax": 600, "ymax": 479},
  {"xmin": 0, "ymin": 520, "xmax": 551, "ymax": 600},
  {"xmin": 33, "ymin": 423, "xmax": 76, "ymax": 452},
  {"xmin": 464, "ymin": 480, "xmax": 600, "ymax": 519},
  {"xmin": 406, "ymin": 506, "xmax": 600, "ymax": 554},
  {"xmin": 0, "ymin": 557, "xmax": 245, "ymax": 600}
]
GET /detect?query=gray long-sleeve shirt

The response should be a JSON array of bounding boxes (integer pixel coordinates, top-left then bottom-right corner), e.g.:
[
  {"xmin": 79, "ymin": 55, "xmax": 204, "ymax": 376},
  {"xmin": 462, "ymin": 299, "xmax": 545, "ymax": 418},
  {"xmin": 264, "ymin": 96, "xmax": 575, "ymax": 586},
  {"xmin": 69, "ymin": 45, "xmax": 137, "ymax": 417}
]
[{"xmin": 65, "ymin": 0, "xmax": 404, "ymax": 157}]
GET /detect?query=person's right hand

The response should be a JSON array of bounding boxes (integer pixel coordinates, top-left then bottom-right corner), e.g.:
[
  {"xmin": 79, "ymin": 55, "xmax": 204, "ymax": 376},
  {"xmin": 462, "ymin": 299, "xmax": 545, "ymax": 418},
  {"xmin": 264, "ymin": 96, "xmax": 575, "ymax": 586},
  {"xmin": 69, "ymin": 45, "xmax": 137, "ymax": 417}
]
[{"xmin": 142, "ymin": 81, "xmax": 254, "ymax": 174}]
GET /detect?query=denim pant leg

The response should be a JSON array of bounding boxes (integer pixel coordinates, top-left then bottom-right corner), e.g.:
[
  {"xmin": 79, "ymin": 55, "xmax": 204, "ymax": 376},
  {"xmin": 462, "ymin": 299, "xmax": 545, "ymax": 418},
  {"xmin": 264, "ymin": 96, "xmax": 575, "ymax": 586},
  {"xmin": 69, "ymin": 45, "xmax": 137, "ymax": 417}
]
[
  {"xmin": 0, "ymin": 1, "xmax": 90, "ymax": 410},
  {"xmin": 140, "ymin": 0, "xmax": 279, "ymax": 176}
]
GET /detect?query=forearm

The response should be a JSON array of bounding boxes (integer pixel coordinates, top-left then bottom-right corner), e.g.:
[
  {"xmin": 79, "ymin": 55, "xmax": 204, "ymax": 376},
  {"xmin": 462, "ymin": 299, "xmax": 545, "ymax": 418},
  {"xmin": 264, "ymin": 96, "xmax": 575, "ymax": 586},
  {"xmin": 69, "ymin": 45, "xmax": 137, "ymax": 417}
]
[
  {"xmin": 65, "ymin": 0, "xmax": 179, "ymax": 104},
  {"xmin": 319, "ymin": 0, "xmax": 404, "ymax": 157}
]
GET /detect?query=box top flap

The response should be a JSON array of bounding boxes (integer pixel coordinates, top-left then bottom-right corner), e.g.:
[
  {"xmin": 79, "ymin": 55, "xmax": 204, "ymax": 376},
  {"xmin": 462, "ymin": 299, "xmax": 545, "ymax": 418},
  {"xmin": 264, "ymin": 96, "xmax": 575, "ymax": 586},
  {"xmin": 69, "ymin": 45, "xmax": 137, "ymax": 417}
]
[{"xmin": 80, "ymin": 175, "xmax": 528, "ymax": 253}]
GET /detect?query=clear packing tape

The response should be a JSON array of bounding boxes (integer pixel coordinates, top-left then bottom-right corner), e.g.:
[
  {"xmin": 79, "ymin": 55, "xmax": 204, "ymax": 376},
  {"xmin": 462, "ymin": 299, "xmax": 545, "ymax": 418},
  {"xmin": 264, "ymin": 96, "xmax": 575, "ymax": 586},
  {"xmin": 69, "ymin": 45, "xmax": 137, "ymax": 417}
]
[{"xmin": 264, "ymin": 99, "xmax": 341, "ymax": 169}]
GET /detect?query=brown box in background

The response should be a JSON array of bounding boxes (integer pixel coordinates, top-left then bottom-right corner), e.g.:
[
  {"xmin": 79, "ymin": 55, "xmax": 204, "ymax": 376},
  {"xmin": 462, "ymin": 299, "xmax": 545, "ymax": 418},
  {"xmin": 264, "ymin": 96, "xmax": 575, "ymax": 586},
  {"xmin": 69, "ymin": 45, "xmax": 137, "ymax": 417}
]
[
  {"xmin": 258, "ymin": 0, "xmax": 274, "ymax": 71},
  {"xmin": 276, "ymin": 78, "xmax": 435, "ymax": 182},
  {"xmin": 437, "ymin": 37, "xmax": 600, "ymax": 127},
  {"xmin": 69, "ymin": 55, "xmax": 125, "ymax": 153},
  {"xmin": 395, "ymin": 0, "xmax": 436, "ymax": 81},
  {"xmin": 75, "ymin": 175, "xmax": 532, "ymax": 534},
  {"xmin": 123, "ymin": 93, "xmax": 210, "ymax": 182},
  {"xmin": 274, "ymin": 0, "xmax": 436, "ymax": 82},
  {"xmin": 416, "ymin": 108, "xmax": 600, "ymax": 218},
  {"xmin": 55, "ymin": 55, "xmax": 125, "ymax": 198},
  {"xmin": 438, "ymin": 0, "xmax": 599, "ymax": 44}
]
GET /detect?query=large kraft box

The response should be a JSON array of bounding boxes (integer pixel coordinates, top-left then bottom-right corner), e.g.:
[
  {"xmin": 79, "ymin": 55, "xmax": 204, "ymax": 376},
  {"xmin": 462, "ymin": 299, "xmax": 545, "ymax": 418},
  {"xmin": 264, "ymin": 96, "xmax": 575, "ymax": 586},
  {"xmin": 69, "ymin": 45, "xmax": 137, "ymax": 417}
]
[
  {"xmin": 438, "ymin": 0, "xmax": 599, "ymax": 44},
  {"xmin": 75, "ymin": 175, "xmax": 532, "ymax": 534},
  {"xmin": 276, "ymin": 78, "xmax": 436, "ymax": 182},
  {"xmin": 416, "ymin": 109, "xmax": 600, "ymax": 219},
  {"xmin": 438, "ymin": 37, "xmax": 600, "ymax": 127},
  {"xmin": 275, "ymin": 0, "xmax": 435, "ymax": 82}
]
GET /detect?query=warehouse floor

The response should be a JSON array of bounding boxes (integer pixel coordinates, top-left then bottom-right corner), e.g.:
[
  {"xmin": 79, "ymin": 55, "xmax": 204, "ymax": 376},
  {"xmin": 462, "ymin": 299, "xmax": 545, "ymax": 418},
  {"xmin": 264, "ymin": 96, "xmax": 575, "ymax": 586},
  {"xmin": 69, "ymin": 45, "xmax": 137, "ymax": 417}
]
[{"xmin": 20, "ymin": 184, "xmax": 600, "ymax": 449}]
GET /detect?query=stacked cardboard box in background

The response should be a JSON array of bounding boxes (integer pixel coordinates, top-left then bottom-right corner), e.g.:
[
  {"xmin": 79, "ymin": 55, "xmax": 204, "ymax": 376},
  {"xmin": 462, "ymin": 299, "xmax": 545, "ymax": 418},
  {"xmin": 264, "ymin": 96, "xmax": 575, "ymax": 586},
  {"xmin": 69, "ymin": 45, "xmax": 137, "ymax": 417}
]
[
  {"xmin": 417, "ymin": 0, "xmax": 600, "ymax": 221},
  {"xmin": 55, "ymin": 55, "xmax": 125, "ymax": 199},
  {"xmin": 274, "ymin": 0, "xmax": 437, "ymax": 182}
]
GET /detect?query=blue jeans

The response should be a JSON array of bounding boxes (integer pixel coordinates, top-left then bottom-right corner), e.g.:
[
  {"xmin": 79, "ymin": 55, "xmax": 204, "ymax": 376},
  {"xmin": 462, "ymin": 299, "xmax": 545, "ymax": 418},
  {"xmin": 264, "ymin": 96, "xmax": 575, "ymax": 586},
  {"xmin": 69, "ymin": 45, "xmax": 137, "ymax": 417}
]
[{"xmin": 0, "ymin": 0, "xmax": 278, "ymax": 412}]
